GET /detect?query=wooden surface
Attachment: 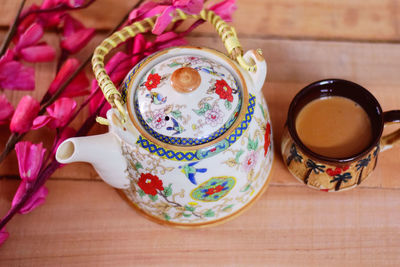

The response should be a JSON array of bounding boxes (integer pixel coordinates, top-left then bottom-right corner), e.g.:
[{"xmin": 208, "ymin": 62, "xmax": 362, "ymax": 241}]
[{"xmin": 1, "ymin": 0, "xmax": 400, "ymax": 266}]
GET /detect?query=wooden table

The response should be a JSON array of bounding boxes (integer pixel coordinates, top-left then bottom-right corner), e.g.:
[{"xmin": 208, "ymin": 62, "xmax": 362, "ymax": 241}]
[{"xmin": 1, "ymin": 0, "xmax": 400, "ymax": 266}]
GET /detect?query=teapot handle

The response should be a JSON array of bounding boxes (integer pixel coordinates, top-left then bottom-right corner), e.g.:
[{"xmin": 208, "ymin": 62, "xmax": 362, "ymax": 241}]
[{"xmin": 92, "ymin": 9, "xmax": 261, "ymax": 123}]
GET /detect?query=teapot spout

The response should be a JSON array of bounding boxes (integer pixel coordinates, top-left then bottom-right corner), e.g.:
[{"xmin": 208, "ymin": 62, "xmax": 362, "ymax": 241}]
[{"xmin": 55, "ymin": 132, "xmax": 130, "ymax": 189}]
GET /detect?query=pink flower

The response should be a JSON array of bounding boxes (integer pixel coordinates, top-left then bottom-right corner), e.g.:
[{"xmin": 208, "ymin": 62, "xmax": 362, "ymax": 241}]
[
  {"xmin": 153, "ymin": 0, "xmax": 203, "ymax": 34},
  {"xmin": 33, "ymin": 97, "xmax": 77, "ymax": 129},
  {"xmin": 0, "ymin": 228, "xmax": 9, "ymax": 247},
  {"xmin": 129, "ymin": 0, "xmax": 203, "ymax": 35},
  {"xmin": 90, "ymin": 52, "xmax": 132, "ymax": 116},
  {"xmin": 11, "ymin": 141, "xmax": 48, "ymax": 214},
  {"xmin": 15, "ymin": 23, "xmax": 44, "ymax": 51},
  {"xmin": 42, "ymin": 0, "xmax": 86, "ymax": 9},
  {"xmin": 35, "ymin": 1, "xmax": 88, "ymax": 27},
  {"xmin": 48, "ymin": 58, "xmax": 90, "ymax": 97},
  {"xmin": 0, "ymin": 94, "xmax": 14, "ymax": 124},
  {"xmin": 12, "ymin": 181, "xmax": 48, "ymax": 214},
  {"xmin": 151, "ymin": 110, "xmax": 167, "ymax": 129},
  {"xmin": 0, "ymin": 49, "xmax": 15, "ymax": 63},
  {"xmin": 242, "ymin": 151, "xmax": 258, "ymax": 172},
  {"xmin": 89, "ymin": 83, "xmax": 111, "ymax": 118},
  {"xmin": 207, "ymin": 0, "xmax": 237, "ymax": 22},
  {"xmin": 131, "ymin": 32, "xmax": 187, "ymax": 62},
  {"xmin": 61, "ymin": 15, "xmax": 95, "ymax": 54},
  {"xmin": 204, "ymin": 105, "xmax": 223, "ymax": 126},
  {"xmin": 17, "ymin": 5, "xmax": 41, "ymax": 34},
  {"xmin": 15, "ymin": 141, "xmax": 47, "ymax": 182},
  {"xmin": 128, "ymin": 1, "xmax": 167, "ymax": 22},
  {"xmin": 10, "ymin": 95, "xmax": 40, "ymax": 133},
  {"xmin": 153, "ymin": 31, "xmax": 187, "ymax": 49},
  {"xmin": 14, "ymin": 23, "xmax": 56, "ymax": 62},
  {"xmin": 0, "ymin": 50, "xmax": 35, "ymax": 91},
  {"xmin": 18, "ymin": 43, "xmax": 56, "ymax": 62},
  {"xmin": 131, "ymin": 33, "xmax": 147, "ymax": 65},
  {"xmin": 106, "ymin": 52, "xmax": 133, "ymax": 87}
]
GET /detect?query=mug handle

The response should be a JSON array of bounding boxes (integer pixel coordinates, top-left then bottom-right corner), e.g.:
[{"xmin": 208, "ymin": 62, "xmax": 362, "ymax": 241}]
[{"xmin": 380, "ymin": 110, "xmax": 400, "ymax": 151}]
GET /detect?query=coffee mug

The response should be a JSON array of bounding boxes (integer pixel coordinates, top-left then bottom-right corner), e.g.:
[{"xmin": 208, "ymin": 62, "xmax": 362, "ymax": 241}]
[{"xmin": 281, "ymin": 79, "xmax": 400, "ymax": 192}]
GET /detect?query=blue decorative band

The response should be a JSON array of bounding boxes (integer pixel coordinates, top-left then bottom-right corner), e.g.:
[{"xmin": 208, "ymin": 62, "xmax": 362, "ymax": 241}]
[
  {"xmin": 134, "ymin": 95, "xmax": 242, "ymax": 146},
  {"xmin": 136, "ymin": 94, "xmax": 256, "ymax": 161}
]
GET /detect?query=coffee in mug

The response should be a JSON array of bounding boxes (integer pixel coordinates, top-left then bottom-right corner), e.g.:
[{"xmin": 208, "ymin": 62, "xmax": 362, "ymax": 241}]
[
  {"xmin": 281, "ymin": 79, "xmax": 400, "ymax": 192},
  {"xmin": 295, "ymin": 96, "xmax": 372, "ymax": 158}
]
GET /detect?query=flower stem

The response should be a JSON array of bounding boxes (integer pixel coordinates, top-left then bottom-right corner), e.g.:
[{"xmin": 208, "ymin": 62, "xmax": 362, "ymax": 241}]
[
  {"xmin": 0, "ymin": 133, "xmax": 22, "ymax": 164},
  {"xmin": 0, "ymin": 0, "xmax": 26, "ymax": 57}
]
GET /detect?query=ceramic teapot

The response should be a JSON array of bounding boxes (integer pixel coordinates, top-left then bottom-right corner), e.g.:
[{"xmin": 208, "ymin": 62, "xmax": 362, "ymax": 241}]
[{"xmin": 56, "ymin": 9, "xmax": 273, "ymax": 227}]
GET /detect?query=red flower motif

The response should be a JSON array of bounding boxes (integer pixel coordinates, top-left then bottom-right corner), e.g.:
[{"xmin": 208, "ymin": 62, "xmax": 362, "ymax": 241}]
[
  {"xmin": 145, "ymin": 73, "xmax": 161, "ymax": 91},
  {"xmin": 137, "ymin": 173, "xmax": 164, "ymax": 196},
  {"xmin": 326, "ymin": 165, "xmax": 350, "ymax": 176},
  {"xmin": 206, "ymin": 185, "xmax": 224, "ymax": 196},
  {"xmin": 264, "ymin": 122, "xmax": 271, "ymax": 156},
  {"xmin": 215, "ymin": 79, "xmax": 233, "ymax": 102}
]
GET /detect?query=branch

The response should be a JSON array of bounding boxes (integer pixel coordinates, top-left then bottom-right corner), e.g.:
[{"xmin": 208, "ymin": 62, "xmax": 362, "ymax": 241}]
[{"xmin": 0, "ymin": 0, "xmax": 26, "ymax": 57}]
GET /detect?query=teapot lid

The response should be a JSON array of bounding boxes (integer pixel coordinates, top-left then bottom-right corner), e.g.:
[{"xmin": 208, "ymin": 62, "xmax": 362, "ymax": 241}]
[{"xmin": 125, "ymin": 47, "xmax": 247, "ymax": 147}]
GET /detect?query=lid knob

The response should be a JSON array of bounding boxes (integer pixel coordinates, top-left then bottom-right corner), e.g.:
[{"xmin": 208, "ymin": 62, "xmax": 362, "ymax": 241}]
[{"xmin": 171, "ymin": 67, "xmax": 201, "ymax": 93}]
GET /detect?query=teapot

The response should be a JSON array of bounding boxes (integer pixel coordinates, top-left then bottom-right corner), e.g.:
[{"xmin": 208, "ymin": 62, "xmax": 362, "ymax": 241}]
[{"xmin": 56, "ymin": 9, "xmax": 273, "ymax": 227}]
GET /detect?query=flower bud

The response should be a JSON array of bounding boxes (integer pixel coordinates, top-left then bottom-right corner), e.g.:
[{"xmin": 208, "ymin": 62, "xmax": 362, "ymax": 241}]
[{"xmin": 10, "ymin": 95, "xmax": 40, "ymax": 133}]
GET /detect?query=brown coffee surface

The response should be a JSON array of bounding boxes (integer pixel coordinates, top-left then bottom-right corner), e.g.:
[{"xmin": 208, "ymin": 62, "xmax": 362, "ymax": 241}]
[{"xmin": 295, "ymin": 96, "xmax": 372, "ymax": 158}]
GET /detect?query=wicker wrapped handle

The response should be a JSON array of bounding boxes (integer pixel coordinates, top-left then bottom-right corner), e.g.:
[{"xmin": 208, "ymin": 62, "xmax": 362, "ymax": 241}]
[{"xmin": 92, "ymin": 9, "xmax": 258, "ymax": 123}]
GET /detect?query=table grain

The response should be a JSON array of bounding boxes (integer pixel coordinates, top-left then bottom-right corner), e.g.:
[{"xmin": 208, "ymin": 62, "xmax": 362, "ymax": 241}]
[{"xmin": 1, "ymin": 0, "xmax": 400, "ymax": 266}]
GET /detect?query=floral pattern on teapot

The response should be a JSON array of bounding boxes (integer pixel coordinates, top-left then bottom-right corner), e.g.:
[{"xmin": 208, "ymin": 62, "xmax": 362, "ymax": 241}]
[
  {"xmin": 134, "ymin": 93, "xmax": 256, "ymax": 161},
  {"xmin": 133, "ymin": 55, "xmax": 242, "ymax": 146},
  {"xmin": 121, "ymin": 102, "xmax": 273, "ymax": 225}
]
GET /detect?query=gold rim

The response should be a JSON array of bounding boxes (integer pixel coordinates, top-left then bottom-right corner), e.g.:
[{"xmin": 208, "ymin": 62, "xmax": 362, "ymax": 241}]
[
  {"xmin": 116, "ymin": 155, "xmax": 274, "ymax": 228},
  {"xmin": 126, "ymin": 46, "xmax": 249, "ymax": 152}
]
